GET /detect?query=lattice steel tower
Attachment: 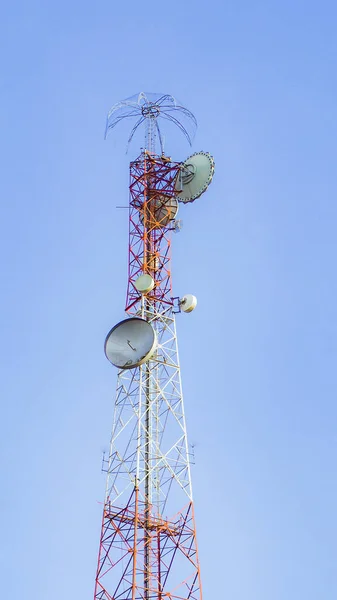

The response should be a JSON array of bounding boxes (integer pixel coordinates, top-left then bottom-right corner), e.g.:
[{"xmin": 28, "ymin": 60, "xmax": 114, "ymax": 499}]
[{"xmin": 94, "ymin": 92, "xmax": 215, "ymax": 600}]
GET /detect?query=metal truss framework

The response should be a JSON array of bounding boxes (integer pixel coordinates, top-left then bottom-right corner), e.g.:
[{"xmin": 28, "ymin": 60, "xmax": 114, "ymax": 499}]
[
  {"xmin": 95, "ymin": 153, "xmax": 202, "ymax": 600},
  {"xmin": 126, "ymin": 153, "xmax": 181, "ymax": 313}
]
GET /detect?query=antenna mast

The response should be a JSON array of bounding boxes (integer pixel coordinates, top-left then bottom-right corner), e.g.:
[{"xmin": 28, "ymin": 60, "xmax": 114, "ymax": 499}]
[{"xmin": 94, "ymin": 92, "xmax": 214, "ymax": 600}]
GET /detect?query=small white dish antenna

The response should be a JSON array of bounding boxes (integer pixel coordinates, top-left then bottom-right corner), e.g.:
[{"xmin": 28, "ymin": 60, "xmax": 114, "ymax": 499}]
[
  {"xmin": 134, "ymin": 274, "xmax": 155, "ymax": 294},
  {"xmin": 175, "ymin": 152, "xmax": 215, "ymax": 203},
  {"xmin": 180, "ymin": 294, "xmax": 197, "ymax": 313},
  {"xmin": 105, "ymin": 317, "xmax": 157, "ymax": 369}
]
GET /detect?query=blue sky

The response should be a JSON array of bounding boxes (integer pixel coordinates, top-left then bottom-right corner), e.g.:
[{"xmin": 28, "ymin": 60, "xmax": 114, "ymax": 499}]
[{"xmin": 1, "ymin": 1, "xmax": 337, "ymax": 598}]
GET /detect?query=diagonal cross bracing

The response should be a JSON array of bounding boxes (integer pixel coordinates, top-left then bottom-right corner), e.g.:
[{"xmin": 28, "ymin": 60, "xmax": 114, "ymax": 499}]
[{"xmin": 95, "ymin": 153, "xmax": 201, "ymax": 600}]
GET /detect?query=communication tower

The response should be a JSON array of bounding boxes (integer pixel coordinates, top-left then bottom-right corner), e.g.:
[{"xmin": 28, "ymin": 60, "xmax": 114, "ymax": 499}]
[{"xmin": 94, "ymin": 92, "xmax": 215, "ymax": 600}]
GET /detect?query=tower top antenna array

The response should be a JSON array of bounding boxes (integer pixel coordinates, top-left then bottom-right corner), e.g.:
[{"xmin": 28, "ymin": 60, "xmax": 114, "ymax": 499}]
[{"xmin": 105, "ymin": 91, "xmax": 197, "ymax": 154}]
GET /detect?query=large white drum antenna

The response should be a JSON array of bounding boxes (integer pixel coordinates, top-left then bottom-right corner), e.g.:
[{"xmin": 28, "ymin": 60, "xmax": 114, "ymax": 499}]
[{"xmin": 176, "ymin": 151, "xmax": 215, "ymax": 203}]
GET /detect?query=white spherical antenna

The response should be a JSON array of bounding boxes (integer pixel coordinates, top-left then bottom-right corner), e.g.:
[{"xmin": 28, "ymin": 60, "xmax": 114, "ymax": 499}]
[
  {"xmin": 175, "ymin": 152, "xmax": 215, "ymax": 203},
  {"xmin": 105, "ymin": 318, "xmax": 157, "ymax": 369},
  {"xmin": 134, "ymin": 274, "xmax": 155, "ymax": 294},
  {"xmin": 180, "ymin": 294, "xmax": 197, "ymax": 313}
]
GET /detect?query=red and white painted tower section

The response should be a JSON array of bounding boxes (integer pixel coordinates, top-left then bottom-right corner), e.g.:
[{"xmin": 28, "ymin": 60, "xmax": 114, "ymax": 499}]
[{"xmin": 94, "ymin": 93, "xmax": 214, "ymax": 600}]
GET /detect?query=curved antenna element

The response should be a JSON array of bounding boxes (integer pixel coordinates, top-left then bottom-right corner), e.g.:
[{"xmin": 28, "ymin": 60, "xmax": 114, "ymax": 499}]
[{"xmin": 105, "ymin": 92, "xmax": 197, "ymax": 153}]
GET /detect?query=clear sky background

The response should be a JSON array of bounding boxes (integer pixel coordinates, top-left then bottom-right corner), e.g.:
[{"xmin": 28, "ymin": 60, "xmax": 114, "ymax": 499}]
[{"xmin": 1, "ymin": 1, "xmax": 337, "ymax": 598}]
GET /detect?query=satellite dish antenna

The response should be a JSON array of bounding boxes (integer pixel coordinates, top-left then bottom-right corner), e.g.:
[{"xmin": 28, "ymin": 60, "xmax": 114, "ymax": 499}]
[
  {"xmin": 175, "ymin": 152, "xmax": 215, "ymax": 203},
  {"xmin": 105, "ymin": 318, "xmax": 157, "ymax": 369},
  {"xmin": 134, "ymin": 274, "xmax": 155, "ymax": 294},
  {"xmin": 180, "ymin": 294, "xmax": 197, "ymax": 313}
]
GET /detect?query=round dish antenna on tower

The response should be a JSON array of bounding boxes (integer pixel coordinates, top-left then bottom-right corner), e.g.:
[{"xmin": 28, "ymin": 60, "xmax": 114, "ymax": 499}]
[
  {"xmin": 140, "ymin": 194, "xmax": 179, "ymax": 229},
  {"xmin": 105, "ymin": 317, "xmax": 157, "ymax": 369},
  {"xmin": 105, "ymin": 92, "xmax": 197, "ymax": 154},
  {"xmin": 134, "ymin": 274, "xmax": 155, "ymax": 294},
  {"xmin": 180, "ymin": 294, "xmax": 198, "ymax": 313},
  {"xmin": 175, "ymin": 152, "xmax": 215, "ymax": 203}
]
